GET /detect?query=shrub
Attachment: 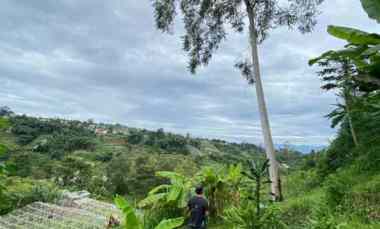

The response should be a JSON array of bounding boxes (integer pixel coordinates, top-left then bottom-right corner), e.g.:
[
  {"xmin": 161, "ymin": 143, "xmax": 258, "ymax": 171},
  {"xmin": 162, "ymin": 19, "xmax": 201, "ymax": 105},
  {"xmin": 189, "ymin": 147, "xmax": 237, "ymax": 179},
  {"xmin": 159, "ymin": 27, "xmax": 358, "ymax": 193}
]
[
  {"xmin": 224, "ymin": 202, "xmax": 287, "ymax": 229},
  {"xmin": 106, "ymin": 152, "xmax": 198, "ymax": 196},
  {"xmin": 30, "ymin": 184, "xmax": 62, "ymax": 203},
  {"xmin": 0, "ymin": 178, "xmax": 60, "ymax": 215},
  {"xmin": 7, "ymin": 151, "xmax": 52, "ymax": 178},
  {"xmin": 355, "ymin": 144, "xmax": 380, "ymax": 172},
  {"xmin": 94, "ymin": 151, "xmax": 113, "ymax": 162},
  {"xmin": 324, "ymin": 171, "xmax": 356, "ymax": 209},
  {"xmin": 342, "ymin": 174, "xmax": 380, "ymax": 222},
  {"xmin": 280, "ymin": 192, "xmax": 322, "ymax": 228},
  {"xmin": 54, "ymin": 156, "xmax": 93, "ymax": 189},
  {"xmin": 283, "ymin": 170, "xmax": 321, "ymax": 198}
]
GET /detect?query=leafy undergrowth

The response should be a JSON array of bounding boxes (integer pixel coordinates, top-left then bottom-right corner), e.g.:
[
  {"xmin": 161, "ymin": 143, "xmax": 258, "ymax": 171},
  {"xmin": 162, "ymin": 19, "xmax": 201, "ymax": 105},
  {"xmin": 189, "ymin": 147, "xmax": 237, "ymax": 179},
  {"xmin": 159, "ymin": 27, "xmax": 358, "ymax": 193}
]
[
  {"xmin": 280, "ymin": 166, "xmax": 380, "ymax": 229},
  {"xmin": 0, "ymin": 177, "xmax": 60, "ymax": 215}
]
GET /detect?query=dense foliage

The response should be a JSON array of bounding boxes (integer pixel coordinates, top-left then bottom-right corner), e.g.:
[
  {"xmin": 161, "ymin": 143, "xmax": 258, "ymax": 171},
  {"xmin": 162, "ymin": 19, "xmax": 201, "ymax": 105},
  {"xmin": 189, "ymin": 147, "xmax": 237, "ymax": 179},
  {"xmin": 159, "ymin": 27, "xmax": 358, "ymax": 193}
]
[
  {"xmin": 1, "ymin": 110, "xmax": 303, "ymax": 217},
  {"xmin": 273, "ymin": 1, "xmax": 380, "ymax": 227}
]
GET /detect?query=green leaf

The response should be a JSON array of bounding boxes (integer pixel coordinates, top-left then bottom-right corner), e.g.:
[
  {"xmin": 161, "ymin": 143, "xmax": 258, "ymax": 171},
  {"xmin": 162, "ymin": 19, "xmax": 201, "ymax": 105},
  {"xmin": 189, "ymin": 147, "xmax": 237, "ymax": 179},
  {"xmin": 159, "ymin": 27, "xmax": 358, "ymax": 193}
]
[
  {"xmin": 309, "ymin": 46, "xmax": 368, "ymax": 66},
  {"xmin": 362, "ymin": 44, "xmax": 380, "ymax": 56},
  {"xmin": 148, "ymin": 184, "xmax": 170, "ymax": 195},
  {"xmin": 154, "ymin": 217, "xmax": 184, "ymax": 229},
  {"xmin": 325, "ymin": 104, "xmax": 346, "ymax": 128},
  {"xmin": 327, "ymin": 26, "xmax": 380, "ymax": 45},
  {"xmin": 114, "ymin": 195, "xmax": 143, "ymax": 229},
  {"xmin": 178, "ymin": 186, "xmax": 189, "ymax": 208},
  {"xmin": 226, "ymin": 164, "xmax": 242, "ymax": 184},
  {"xmin": 114, "ymin": 195, "xmax": 128, "ymax": 212},
  {"xmin": 361, "ymin": 0, "xmax": 380, "ymax": 23},
  {"xmin": 138, "ymin": 193, "xmax": 166, "ymax": 208},
  {"xmin": 167, "ymin": 185, "xmax": 182, "ymax": 202}
]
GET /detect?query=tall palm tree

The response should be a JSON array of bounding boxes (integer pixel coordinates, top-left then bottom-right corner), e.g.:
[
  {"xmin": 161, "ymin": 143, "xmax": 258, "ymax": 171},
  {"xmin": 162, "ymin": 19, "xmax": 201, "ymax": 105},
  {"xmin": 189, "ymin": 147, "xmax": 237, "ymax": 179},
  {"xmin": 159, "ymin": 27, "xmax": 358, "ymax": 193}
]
[{"xmin": 311, "ymin": 57, "xmax": 360, "ymax": 146}]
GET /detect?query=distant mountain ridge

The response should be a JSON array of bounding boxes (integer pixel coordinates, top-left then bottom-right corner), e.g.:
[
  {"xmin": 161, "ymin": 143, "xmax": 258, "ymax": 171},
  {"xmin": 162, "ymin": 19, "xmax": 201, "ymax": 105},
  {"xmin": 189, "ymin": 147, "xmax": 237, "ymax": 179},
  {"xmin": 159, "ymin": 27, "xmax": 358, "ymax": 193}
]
[{"xmin": 276, "ymin": 144, "xmax": 326, "ymax": 154}]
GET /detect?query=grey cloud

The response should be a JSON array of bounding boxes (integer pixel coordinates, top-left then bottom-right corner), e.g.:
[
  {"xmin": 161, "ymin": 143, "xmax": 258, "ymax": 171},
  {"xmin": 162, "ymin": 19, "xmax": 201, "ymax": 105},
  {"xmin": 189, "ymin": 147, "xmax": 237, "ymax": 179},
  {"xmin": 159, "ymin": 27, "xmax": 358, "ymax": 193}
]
[{"xmin": 1, "ymin": 0, "xmax": 377, "ymax": 146}]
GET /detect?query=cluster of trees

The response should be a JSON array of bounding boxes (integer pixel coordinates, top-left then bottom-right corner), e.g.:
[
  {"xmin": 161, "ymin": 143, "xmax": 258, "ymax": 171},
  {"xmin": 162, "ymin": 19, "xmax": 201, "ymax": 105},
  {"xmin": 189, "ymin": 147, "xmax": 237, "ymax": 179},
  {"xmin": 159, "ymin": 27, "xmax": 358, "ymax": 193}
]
[
  {"xmin": 127, "ymin": 128, "xmax": 200, "ymax": 155},
  {"xmin": 33, "ymin": 134, "xmax": 96, "ymax": 159},
  {"xmin": 6, "ymin": 114, "xmax": 96, "ymax": 160},
  {"xmin": 106, "ymin": 152, "xmax": 198, "ymax": 197},
  {"xmin": 1, "ymin": 116, "xmax": 61, "ymax": 215}
]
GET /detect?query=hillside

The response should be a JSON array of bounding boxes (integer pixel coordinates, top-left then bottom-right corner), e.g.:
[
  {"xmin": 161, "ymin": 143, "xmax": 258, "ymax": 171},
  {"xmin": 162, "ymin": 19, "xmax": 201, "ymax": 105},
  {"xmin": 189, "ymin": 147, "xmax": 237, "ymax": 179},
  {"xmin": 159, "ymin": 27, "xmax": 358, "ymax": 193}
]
[
  {"xmin": 0, "ymin": 106, "xmax": 378, "ymax": 229},
  {"xmin": 0, "ymin": 112, "xmax": 304, "ymax": 214}
]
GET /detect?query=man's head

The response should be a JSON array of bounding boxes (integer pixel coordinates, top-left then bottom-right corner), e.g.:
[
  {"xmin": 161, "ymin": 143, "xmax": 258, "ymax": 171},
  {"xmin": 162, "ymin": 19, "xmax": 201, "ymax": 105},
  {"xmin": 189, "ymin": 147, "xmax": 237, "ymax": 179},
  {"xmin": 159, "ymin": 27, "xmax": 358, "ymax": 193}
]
[{"xmin": 195, "ymin": 186, "xmax": 203, "ymax": 195}]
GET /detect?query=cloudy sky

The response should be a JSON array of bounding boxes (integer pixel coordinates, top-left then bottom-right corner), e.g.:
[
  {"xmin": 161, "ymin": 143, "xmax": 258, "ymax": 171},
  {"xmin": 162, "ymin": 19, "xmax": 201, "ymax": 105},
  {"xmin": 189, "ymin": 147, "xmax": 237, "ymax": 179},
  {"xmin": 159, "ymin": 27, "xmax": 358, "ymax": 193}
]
[{"xmin": 0, "ymin": 0, "xmax": 379, "ymax": 146}]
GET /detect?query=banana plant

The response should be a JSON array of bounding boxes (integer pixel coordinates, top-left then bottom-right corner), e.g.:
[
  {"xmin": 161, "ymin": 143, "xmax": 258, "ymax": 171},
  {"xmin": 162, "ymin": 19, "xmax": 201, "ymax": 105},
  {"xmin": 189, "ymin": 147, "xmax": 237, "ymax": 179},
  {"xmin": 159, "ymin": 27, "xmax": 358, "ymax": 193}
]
[
  {"xmin": 114, "ymin": 195, "xmax": 184, "ymax": 229},
  {"xmin": 226, "ymin": 164, "xmax": 244, "ymax": 205},
  {"xmin": 196, "ymin": 164, "xmax": 243, "ymax": 218},
  {"xmin": 242, "ymin": 159, "xmax": 272, "ymax": 217},
  {"xmin": 198, "ymin": 166, "xmax": 227, "ymax": 218},
  {"xmin": 223, "ymin": 160, "xmax": 287, "ymax": 229},
  {"xmin": 138, "ymin": 171, "xmax": 192, "ymax": 210}
]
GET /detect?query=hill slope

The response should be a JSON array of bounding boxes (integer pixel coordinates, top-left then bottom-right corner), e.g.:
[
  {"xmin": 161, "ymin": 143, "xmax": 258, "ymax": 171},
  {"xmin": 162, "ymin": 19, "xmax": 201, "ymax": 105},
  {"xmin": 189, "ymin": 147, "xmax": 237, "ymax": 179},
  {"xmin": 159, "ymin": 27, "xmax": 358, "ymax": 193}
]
[{"xmin": 0, "ymin": 113, "xmax": 303, "ymax": 215}]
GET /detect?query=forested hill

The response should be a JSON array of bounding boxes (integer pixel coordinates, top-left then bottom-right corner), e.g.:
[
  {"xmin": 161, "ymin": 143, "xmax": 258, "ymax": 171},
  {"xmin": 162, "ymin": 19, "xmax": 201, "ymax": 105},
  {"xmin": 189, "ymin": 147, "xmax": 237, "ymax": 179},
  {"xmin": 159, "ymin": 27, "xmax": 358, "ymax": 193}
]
[
  {"xmin": 0, "ymin": 109, "xmax": 304, "ymax": 213},
  {"xmin": 0, "ymin": 110, "xmax": 303, "ymax": 165}
]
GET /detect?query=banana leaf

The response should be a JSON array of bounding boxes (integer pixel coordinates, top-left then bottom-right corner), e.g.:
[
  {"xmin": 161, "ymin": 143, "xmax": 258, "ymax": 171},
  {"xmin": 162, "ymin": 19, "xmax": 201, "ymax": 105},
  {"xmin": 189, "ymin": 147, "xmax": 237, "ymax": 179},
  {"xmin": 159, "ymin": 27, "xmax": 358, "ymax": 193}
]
[
  {"xmin": 138, "ymin": 193, "xmax": 166, "ymax": 208},
  {"xmin": 327, "ymin": 26, "xmax": 380, "ymax": 45},
  {"xmin": 361, "ymin": 0, "xmax": 380, "ymax": 23},
  {"xmin": 114, "ymin": 195, "xmax": 143, "ymax": 229},
  {"xmin": 154, "ymin": 217, "xmax": 184, "ymax": 229}
]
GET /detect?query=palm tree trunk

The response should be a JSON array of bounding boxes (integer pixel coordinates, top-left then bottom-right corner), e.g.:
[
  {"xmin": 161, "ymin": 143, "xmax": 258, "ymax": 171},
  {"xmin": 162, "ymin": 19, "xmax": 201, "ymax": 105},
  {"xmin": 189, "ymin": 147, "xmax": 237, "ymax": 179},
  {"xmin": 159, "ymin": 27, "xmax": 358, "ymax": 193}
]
[
  {"xmin": 347, "ymin": 112, "xmax": 359, "ymax": 147},
  {"xmin": 244, "ymin": 0, "xmax": 282, "ymax": 201},
  {"xmin": 344, "ymin": 93, "xmax": 359, "ymax": 147}
]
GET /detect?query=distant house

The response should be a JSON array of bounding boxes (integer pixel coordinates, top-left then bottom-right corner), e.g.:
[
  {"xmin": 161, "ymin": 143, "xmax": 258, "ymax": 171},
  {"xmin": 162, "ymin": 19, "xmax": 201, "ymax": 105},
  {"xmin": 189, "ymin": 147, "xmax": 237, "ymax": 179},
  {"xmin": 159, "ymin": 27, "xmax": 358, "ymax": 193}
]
[{"xmin": 95, "ymin": 128, "xmax": 108, "ymax": 135}]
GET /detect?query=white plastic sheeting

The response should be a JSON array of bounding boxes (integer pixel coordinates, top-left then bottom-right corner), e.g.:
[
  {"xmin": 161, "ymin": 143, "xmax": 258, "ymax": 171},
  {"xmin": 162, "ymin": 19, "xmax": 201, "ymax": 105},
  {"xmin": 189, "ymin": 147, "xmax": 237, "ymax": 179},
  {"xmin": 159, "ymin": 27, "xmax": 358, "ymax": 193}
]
[{"xmin": 0, "ymin": 193, "xmax": 121, "ymax": 229}]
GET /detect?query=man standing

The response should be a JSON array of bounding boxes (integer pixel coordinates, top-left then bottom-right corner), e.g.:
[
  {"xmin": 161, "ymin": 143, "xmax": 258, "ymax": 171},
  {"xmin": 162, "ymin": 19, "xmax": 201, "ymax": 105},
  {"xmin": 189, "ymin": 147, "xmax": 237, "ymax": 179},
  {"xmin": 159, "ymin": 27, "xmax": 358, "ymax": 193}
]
[{"xmin": 187, "ymin": 186, "xmax": 209, "ymax": 229}]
